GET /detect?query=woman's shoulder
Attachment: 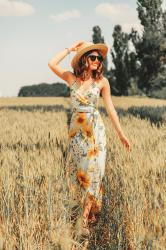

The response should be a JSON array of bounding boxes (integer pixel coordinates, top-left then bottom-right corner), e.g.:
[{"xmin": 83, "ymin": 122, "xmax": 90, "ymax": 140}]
[{"xmin": 96, "ymin": 76, "xmax": 108, "ymax": 90}]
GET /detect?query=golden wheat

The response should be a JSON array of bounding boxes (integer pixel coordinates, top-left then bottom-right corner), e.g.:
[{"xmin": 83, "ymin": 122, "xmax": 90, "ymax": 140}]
[
  {"xmin": 0, "ymin": 96, "xmax": 165, "ymax": 249},
  {"xmin": 0, "ymin": 96, "xmax": 166, "ymax": 109}
]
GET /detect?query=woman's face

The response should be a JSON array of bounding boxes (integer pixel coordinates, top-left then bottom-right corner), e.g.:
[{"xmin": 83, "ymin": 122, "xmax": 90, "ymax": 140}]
[{"xmin": 86, "ymin": 51, "xmax": 103, "ymax": 70}]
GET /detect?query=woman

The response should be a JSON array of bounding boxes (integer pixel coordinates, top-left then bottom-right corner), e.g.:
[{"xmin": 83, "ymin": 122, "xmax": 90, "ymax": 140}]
[{"xmin": 48, "ymin": 41, "xmax": 131, "ymax": 238}]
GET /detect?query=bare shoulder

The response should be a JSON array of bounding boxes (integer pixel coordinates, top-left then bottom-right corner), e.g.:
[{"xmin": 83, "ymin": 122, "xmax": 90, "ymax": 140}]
[
  {"xmin": 103, "ymin": 76, "xmax": 109, "ymax": 85},
  {"xmin": 99, "ymin": 76, "xmax": 110, "ymax": 91}
]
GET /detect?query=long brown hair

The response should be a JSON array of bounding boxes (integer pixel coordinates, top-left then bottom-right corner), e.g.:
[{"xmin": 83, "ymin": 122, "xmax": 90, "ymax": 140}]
[{"xmin": 73, "ymin": 49, "xmax": 103, "ymax": 82}]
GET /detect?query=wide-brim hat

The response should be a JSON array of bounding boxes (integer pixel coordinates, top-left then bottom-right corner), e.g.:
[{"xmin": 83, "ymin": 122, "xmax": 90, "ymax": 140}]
[{"xmin": 71, "ymin": 42, "xmax": 108, "ymax": 69}]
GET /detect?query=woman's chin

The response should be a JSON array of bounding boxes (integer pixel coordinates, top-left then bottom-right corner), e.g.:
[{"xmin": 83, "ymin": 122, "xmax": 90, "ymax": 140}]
[{"xmin": 91, "ymin": 66, "xmax": 97, "ymax": 70}]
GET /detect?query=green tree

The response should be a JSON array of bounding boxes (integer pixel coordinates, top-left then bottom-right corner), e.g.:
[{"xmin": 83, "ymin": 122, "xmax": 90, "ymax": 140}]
[
  {"xmin": 111, "ymin": 25, "xmax": 132, "ymax": 95},
  {"xmin": 18, "ymin": 83, "xmax": 70, "ymax": 97},
  {"xmin": 134, "ymin": 0, "xmax": 165, "ymax": 94},
  {"xmin": 162, "ymin": 10, "xmax": 166, "ymax": 35},
  {"xmin": 161, "ymin": 10, "xmax": 166, "ymax": 63},
  {"xmin": 92, "ymin": 25, "xmax": 108, "ymax": 77}
]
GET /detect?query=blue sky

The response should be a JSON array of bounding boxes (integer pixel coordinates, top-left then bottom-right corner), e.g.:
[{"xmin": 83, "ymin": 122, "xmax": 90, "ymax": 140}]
[{"xmin": 0, "ymin": 0, "xmax": 165, "ymax": 97}]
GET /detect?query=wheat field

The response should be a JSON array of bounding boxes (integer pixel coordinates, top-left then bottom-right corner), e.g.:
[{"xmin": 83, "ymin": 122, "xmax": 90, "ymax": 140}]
[{"xmin": 0, "ymin": 96, "xmax": 166, "ymax": 250}]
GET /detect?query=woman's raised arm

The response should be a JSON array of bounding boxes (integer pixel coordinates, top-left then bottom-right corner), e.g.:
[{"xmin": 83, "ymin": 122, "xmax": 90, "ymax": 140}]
[{"xmin": 48, "ymin": 41, "xmax": 84, "ymax": 86}]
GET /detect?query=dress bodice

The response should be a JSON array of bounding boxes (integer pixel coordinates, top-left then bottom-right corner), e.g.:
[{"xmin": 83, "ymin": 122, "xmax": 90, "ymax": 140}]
[{"xmin": 70, "ymin": 79, "xmax": 100, "ymax": 113}]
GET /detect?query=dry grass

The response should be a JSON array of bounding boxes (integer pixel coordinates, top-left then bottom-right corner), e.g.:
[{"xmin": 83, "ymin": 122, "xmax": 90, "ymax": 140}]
[
  {"xmin": 0, "ymin": 96, "xmax": 165, "ymax": 249},
  {"xmin": 0, "ymin": 96, "xmax": 166, "ymax": 109}
]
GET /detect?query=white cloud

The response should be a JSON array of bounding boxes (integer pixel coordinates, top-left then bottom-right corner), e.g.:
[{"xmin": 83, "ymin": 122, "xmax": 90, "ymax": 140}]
[
  {"xmin": 95, "ymin": 3, "xmax": 143, "ymax": 34},
  {"xmin": 0, "ymin": 0, "xmax": 35, "ymax": 16},
  {"xmin": 49, "ymin": 9, "xmax": 81, "ymax": 22}
]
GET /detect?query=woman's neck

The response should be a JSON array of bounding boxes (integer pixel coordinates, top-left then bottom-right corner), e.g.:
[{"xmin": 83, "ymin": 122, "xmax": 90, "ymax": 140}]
[{"xmin": 84, "ymin": 70, "xmax": 94, "ymax": 80}]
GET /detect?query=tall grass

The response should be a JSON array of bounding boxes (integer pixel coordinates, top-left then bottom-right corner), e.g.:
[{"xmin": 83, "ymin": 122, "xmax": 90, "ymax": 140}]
[{"xmin": 0, "ymin": 96, "xmax": 165, "ymax": 249}]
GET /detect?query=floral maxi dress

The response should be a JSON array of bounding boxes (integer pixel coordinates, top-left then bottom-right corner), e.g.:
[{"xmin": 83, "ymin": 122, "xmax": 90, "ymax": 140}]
[{"xmin": 65, "ymin": 78, "xmax": 107, "ymax": 224}]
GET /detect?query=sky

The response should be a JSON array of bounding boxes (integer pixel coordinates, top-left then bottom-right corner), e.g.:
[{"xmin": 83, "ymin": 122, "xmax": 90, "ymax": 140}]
[{"xmin": 0, "ymin": 0, "xmax": 166, "ymax": 97}]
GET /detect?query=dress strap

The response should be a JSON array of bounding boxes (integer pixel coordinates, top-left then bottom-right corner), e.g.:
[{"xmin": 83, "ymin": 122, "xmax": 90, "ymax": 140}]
[{"xmin": 70, "ymin": 76, "xmax": 77, "ymax": 88}]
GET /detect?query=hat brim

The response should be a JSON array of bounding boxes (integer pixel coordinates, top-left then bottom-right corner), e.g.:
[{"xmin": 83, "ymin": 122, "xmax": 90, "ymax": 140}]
[{"xmin": 71, "ymin": 43, "xmax": 108, "ymax": 69}]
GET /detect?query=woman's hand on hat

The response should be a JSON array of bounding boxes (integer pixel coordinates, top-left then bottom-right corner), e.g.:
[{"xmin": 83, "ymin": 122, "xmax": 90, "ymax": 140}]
[{"xmin": 69, "ymin": 40, "xmax": 85, "ymax": 52}]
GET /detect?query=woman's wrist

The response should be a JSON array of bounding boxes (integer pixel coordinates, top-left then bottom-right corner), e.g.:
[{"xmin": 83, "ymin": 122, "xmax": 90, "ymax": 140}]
[
  {"xmin": 117, "ymin": 131, "xmax": 125, "ymax": 138},
  {"xmin": 65, "ymin": 47, "xmax": 72, "ymax": 54}
]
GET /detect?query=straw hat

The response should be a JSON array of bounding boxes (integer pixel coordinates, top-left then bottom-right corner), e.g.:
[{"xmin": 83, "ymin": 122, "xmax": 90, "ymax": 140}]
[{"xmin": 71, "ymin": 42, "xmax": 108, "ymax": 69}]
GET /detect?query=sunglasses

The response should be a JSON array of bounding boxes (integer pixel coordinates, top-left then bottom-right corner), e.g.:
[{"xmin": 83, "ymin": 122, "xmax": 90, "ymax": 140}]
[{"xmin": 87, "ymin": 54, "xmax": 103, "ymax": 63}]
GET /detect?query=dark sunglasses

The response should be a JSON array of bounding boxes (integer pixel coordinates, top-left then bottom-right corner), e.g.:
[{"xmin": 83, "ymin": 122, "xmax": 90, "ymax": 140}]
[{"xmin": 87, "ymin": 54, "xmax": 103, "ymax": 63}]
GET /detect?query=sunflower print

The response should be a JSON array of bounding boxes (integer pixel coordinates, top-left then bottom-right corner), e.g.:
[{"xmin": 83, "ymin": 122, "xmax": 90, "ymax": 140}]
[
  {"xmin": 76, "ymin": 168, "xmax": 91, "ymax": 189},
  {"xmin": 68, "ymin": 127, "xmax": 78, "ymax": 138},
  {"xmin": 76, "ymin": 93, "xmax": 89, "ymax": 105},
  {"xmin": 65, "ymin": 79, "xmax": 107, "ymax": 225},
  {"xmin": 75, "ymin": 112, "xmax": 87, "ymax": 126},
  {"xmin": 82, "ymin": 123, "xmax": 93, "ymax": 138}
]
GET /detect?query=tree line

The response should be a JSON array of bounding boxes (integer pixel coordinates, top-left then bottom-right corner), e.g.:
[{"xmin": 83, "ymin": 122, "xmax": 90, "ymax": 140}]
[{"xmin": 18, "ymin": 0, "xmax": 166, "ymax": 99}]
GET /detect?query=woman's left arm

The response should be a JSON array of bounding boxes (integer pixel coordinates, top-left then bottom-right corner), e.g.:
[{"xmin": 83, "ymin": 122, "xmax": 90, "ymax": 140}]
[{"xmin": 101, "ymin": 77, "xmax": 131, "ymax": 150}]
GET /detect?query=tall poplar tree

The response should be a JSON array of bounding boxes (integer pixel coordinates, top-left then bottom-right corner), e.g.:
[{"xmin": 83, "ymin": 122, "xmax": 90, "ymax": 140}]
[
  {"xmin": 134, "ymin": 0, "xmax": 164, "ymax": 93},
  {"xmin": 111, "ymin": 25, "xmax": 131, "ymax": 95},
  {"xmin": 92, "ymin": 26, "xmax": 108, "ymax": 76}
]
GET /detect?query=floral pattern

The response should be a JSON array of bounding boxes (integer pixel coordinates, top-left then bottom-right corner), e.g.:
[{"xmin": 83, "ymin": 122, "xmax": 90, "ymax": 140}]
[{"xmin": 65, "ymin": 79, "xmax": 107, "ymax": 222}]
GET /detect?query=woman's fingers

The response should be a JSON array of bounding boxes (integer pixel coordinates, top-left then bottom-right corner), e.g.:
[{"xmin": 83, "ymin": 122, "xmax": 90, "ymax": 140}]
[
  {"xmin": 71, "ymin": 40, "xmax": 85, "ymax": 51},
  {"xmin": 76, "ymin": 40, "xmax": 84, "ymax": 46},
  {"xmin": 120, "ymin": 135, "xmax": 131, "ymax": 151}
]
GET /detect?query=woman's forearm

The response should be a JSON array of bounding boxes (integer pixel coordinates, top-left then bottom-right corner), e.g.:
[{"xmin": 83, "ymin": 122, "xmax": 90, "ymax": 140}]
[
  {"xmin": 48, "ymin": 48, "xmax": 71, "ymax": 66},
  {"xmin": 108, "ymin": 108, "xmax": 125, "ymax": 137},
  {"xmin": 48, "ymin": 41, "xmax": 84, "ymax": 67}
]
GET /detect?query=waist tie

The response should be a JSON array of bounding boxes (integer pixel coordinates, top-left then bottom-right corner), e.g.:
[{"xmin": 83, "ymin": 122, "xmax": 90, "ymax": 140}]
[{"xmin": 72, "ymin": 106, "xmax": 98, "ymax": 113}]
